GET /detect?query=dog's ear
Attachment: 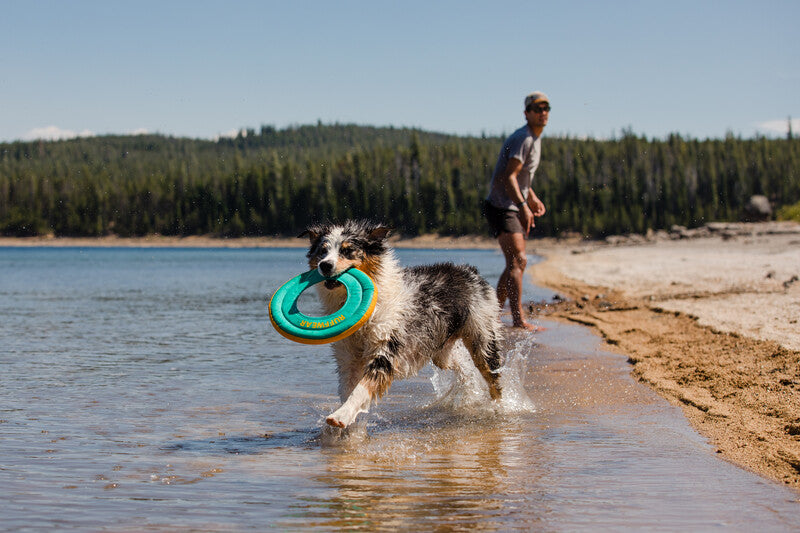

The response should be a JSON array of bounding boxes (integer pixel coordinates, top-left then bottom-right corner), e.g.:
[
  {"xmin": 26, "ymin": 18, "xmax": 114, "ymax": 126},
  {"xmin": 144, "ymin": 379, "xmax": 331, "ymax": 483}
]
[
  {"xmin": 368, "ymin": 225, "xmax": 393, "ymax": 242},
  {"xmin": 298, "ymin": 226, "xmax": 321, "ymax": 241}
]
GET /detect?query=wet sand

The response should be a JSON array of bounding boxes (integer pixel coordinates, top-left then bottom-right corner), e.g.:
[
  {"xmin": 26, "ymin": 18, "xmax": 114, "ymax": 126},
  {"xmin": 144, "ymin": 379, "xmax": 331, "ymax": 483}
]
[{"xmin": 530, "ymin": 221, "xmax": 800, "ymax": 490}]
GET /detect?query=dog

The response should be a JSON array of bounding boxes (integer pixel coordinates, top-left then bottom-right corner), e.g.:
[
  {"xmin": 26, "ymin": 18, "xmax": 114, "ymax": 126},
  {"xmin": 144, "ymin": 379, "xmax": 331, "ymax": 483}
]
[{"xmin": 299, "ymin": 220, "xmax": 504, "ymax": 428}]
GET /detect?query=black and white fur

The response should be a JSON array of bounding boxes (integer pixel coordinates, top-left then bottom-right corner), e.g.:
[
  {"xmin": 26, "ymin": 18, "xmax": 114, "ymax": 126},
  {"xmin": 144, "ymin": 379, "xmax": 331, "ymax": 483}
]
[{"xmin": 300, "ymin": 220, "xmax": 504, "ymax": 428}]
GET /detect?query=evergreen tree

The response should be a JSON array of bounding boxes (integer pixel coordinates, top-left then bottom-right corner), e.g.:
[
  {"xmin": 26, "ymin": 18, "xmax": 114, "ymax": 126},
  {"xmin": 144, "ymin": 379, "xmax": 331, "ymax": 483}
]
[{"xmin": 1, "ymin": 125, "xmax": 798, "ymax": 238}]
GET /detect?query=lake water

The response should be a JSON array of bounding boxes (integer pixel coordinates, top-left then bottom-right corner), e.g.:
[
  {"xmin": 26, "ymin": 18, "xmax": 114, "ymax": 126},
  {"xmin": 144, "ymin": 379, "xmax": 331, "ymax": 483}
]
[{"xmin": 1, "ymin": 247, "xmax": 798, "ymax": 531}]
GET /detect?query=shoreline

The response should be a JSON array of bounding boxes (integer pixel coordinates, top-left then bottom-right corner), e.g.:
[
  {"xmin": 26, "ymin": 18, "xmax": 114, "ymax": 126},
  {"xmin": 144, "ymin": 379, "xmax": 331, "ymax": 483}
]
[
  {"xmin": 4, "ymin": 223, "xmax": 800, "ymax": 491},
  {"xmin": 530, "ymin": 222, "xmax": 800, "ymax": 491},
  {"xmin": 0, "ymin": 233, "xmax": 502, "ymax": 250}
]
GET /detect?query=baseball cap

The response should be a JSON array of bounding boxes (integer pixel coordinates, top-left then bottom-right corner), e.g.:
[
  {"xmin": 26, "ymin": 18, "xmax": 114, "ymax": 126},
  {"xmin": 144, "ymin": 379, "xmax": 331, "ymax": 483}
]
[{"xmin": 524, "ymin": 91, "xmax": 549, "ymax": 108}]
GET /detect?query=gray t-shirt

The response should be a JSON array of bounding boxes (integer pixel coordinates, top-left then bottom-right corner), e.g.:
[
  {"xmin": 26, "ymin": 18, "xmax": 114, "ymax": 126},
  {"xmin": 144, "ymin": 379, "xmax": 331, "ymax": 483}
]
[{"xmin": 486, "ymin": 125, "xmax": 541, "ymax": 211}]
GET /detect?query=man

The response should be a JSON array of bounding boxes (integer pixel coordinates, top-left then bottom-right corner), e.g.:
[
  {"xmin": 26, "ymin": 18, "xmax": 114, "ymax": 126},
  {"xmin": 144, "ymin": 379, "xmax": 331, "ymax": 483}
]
[{"xmin": 484, "ymin": 91, "xmax": 549, "ymax": 330}]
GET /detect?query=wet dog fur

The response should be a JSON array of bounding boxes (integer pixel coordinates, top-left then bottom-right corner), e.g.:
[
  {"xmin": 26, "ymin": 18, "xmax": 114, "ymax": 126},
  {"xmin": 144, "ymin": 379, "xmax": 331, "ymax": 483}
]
[{"xmin": 299, "ymin": 220, "xmax": 503, "ymax": 428}]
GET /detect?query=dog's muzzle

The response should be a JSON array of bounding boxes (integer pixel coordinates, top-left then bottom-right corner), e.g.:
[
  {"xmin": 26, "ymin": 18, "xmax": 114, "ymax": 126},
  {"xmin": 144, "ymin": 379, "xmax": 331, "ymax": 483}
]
[
  {"xmin": 318, "ymin": 260, "xmax": 343, "ymax": 289},
  {"xmin": 318, "ymin": 260, "xmax": 335, "ymax": 277}
]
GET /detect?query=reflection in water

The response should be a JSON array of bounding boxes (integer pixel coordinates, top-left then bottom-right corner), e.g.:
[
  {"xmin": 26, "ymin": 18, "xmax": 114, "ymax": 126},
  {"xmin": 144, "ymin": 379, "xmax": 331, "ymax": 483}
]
[{"xmin": 308, "ymin": 419, "xmax": 533, "ymax": 530}]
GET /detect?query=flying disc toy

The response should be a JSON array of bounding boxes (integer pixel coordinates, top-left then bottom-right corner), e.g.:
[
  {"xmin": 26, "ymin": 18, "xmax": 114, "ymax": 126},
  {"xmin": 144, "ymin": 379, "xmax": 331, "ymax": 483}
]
[{"xmin": 269, "ymin": 267, "xmax": 377, "ymax": 345}]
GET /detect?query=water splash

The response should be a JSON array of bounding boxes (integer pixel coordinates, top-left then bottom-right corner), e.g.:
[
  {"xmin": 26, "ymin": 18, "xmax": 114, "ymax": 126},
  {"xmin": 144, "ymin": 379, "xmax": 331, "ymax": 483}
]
[
  {"xmin": 318, "ymin": 418, "xmax": 369, "ymax": 447},
  {"xmin": 318, "ymin": 334, "xmax": 538, "ymax": 447},
  {"xmin": 428, "ymin": 334, "xmax": 537, "ymax": 415}
]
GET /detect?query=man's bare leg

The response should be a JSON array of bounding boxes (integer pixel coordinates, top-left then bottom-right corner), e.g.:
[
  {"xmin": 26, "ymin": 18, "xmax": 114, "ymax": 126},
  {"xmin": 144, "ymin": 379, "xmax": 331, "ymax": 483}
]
[{"xmin": 497, "ymin": 231, "xmax": 537, "ymax": 330}]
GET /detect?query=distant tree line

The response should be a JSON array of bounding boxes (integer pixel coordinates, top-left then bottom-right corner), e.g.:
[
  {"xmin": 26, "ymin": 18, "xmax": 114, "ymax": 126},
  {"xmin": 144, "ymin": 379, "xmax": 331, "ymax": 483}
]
[{"xmin": 1, "ymin": 123, "xmax": 797, "ymax": 238}]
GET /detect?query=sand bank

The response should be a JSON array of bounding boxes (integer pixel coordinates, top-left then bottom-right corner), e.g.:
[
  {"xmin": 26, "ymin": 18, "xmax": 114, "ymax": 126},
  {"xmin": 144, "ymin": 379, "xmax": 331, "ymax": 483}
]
[{"xmin": 531, "ymin": 221, "xmax": 800, "ymax": 490}]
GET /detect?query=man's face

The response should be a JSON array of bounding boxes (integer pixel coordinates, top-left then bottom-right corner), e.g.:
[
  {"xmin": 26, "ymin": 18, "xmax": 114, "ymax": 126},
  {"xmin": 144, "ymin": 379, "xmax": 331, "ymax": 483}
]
[{"xmin": 525, "ymin": 103, "xmax": 550, "ymax": 129}]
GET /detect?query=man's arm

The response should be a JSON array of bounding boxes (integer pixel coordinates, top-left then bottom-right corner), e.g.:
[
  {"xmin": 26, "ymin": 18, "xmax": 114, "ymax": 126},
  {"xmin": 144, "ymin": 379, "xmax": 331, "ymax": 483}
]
[{"xmin": 500, "ymin": 158, "xmax": 534, "ymax": 235}]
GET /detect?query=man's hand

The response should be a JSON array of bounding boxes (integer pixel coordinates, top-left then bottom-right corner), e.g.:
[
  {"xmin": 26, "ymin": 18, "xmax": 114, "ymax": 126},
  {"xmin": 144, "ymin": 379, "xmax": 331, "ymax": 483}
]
[
  {"xmin": 529, "ymin": 195, "xmax": 546, "ymax": 217},
  {"xmin": 518, "ymin": 204, "xmax": 534, "ymax": 236},
  {"xmin": 519, "ymin": 195, "xmax": 546, "ymax": 237}
]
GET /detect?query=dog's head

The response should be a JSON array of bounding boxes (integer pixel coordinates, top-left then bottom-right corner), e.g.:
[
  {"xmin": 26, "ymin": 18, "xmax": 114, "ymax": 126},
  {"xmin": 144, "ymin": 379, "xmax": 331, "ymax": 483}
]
[{"xmin": 299, "ymin": 220, "xmax": 393, "ymax": 283}]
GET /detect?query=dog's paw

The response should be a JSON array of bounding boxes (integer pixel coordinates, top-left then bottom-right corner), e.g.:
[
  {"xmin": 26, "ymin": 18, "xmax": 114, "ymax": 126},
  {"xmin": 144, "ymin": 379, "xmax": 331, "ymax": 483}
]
[
  {"xmin": 326, "ymin": 404, "xmax": 360, "ymax": 428},
  {"xmin": 325, "ymin": 415, "xmax": 347, "ymax": 428}
]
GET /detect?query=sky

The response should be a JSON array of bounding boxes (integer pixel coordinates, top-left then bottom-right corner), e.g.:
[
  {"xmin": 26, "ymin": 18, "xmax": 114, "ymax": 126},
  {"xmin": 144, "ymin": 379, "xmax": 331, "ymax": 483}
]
[{"xmin": 1, "ymin": 0, "xmax": 798, "ymax": 143}]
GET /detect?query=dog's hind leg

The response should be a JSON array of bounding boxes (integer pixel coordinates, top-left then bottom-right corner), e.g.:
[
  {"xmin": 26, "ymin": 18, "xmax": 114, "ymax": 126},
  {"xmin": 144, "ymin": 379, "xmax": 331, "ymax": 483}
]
[
  {"xmin": 430, "ymin": 337, "xmax": 458, "ymax": 370},
  {"xmin": 463, "ymin": 326, "xmax": 503, "ymax": 400},
  {"xmin": 326, "ymin": 348, "xmax": 396, "ymax": 428}
]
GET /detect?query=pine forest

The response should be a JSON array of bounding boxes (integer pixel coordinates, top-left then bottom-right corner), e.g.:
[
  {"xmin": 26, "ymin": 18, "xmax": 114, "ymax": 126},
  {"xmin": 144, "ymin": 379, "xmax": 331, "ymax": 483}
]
[{"xmin": 1, "ymin": 123, "xmax": 798, "ymax": 238}]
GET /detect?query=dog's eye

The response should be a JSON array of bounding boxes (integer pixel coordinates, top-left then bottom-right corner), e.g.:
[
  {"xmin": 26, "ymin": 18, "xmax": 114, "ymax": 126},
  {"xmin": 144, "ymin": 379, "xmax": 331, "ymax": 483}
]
[{"xmin": 340, "ymin": 246, "xmax": 356, "ymax": 259}]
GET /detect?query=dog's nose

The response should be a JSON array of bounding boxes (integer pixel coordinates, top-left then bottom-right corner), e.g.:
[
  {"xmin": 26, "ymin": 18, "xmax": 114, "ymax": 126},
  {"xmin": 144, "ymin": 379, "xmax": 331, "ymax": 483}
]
[{"xmin": 319, "ymin": 260, "xmax": 335, "ymax": 277}]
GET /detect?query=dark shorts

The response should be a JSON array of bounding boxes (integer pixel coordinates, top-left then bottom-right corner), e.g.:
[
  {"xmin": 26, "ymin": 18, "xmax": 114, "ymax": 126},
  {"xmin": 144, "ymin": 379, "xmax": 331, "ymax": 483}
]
[{"xmin": 483, "ymin": 200, "xmax": 523, "ymax": 238}]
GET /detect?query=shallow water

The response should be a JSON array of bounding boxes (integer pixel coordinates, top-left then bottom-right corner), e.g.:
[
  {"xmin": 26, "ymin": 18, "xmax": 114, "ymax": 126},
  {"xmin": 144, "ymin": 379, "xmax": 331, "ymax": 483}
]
[{"xmin": 1, "ymin": 247, "xmax": 798, "ymax": 531}]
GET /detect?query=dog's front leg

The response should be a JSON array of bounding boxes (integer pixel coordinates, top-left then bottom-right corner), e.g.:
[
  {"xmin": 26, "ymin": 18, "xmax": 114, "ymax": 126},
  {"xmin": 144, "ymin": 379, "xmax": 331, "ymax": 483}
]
[
  {"xmin": 326, "ymin": 350, "xmax": 394, "ymax": 428},
  {"xmin": 326, "ymin": 382, "xmax": 371, "ymax": 428}
]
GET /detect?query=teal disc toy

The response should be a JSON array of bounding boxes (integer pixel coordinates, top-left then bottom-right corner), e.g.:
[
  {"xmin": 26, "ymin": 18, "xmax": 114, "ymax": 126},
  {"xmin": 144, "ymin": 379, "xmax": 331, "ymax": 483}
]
[{"xmin": 269, "ymin": 267, "xmax": 377, "ymax": 344}]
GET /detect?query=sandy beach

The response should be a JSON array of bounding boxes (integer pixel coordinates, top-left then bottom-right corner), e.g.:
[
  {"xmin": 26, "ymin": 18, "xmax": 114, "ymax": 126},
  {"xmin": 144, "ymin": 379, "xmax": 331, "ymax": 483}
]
[
  {"xmin": 531, "ymin": 221, "xmax": 800, "ymax": 490},
  {"xmin": 3, "ymin": 223, "xmax": 799, "ymax": 491}
]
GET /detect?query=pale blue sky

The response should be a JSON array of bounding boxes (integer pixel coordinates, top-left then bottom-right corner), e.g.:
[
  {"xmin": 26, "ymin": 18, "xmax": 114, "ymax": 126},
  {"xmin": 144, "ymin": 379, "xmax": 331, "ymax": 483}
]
[{"xmin": 2, "ymin": 0, "xmax": 798, "ymax": 142}]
